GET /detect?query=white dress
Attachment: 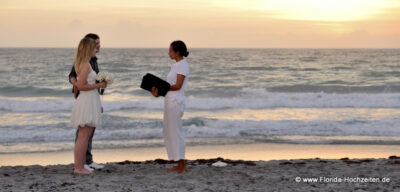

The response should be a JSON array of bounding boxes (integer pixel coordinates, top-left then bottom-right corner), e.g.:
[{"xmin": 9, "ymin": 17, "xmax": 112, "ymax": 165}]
[
  {"xmin": 70, "ymin": 68, "xmax": 102, "ymax": 128},
  {"xmin": 163, "ymin": 59, "xmax": 189, "ymax": 161}
]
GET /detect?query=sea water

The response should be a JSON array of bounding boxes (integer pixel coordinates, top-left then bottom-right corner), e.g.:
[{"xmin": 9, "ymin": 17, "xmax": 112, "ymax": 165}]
[{"xmin": 0, "ymin": 48, "xmax": 399, "ymax": 153}]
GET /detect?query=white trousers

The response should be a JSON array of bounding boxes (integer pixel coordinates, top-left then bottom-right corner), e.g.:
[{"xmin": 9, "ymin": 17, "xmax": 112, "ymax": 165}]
[{"xmin": 163, "ymin": 98, "xmax": 185, "ymax": 161}]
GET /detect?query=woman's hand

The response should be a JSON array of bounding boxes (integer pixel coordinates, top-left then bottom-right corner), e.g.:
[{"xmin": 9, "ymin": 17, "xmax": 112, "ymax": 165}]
[
  {"xmin": 151, "ymin": 87, "xmax": 159, "ymax": 97},
  {"xmin": 97, "ymin": 82, "xmax": 107, "ymax": 89},
  {"xmin": 77, "ymin": 64, "xmax": 107, "ymax": 91}
]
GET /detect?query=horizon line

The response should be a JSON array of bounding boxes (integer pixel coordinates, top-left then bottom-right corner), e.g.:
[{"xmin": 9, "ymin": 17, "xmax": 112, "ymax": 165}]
[{"xmin": 0, "ymin": 47, "xmax": 399, "ymax": 49}]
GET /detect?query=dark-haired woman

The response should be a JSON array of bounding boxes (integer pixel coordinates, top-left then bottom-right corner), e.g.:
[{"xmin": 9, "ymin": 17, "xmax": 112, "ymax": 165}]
[{"xmin": 152, "ymin": 40, "xmax": 190, "ymax": 172}]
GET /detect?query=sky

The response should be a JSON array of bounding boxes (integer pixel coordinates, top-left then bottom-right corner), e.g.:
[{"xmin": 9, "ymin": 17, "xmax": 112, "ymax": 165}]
[{"xmin": 0, "ymin": 0, "xmax": 399, "ymax": 48}]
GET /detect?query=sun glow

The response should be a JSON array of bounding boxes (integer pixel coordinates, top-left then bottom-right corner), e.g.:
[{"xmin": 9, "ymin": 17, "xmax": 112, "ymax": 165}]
[
  {"xmin": 217, "ymin": 0, "xmax": 400, "ymax": 21},
  {"xmin": 1, "ymin": 0, "xmax": 399, "ymax": 48}
]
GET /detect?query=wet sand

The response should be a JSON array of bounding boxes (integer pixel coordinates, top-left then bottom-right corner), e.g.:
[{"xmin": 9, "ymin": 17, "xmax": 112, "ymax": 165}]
[{"xmin": 1, "ymin": 143, "xmax": 399, "ymax": 166}]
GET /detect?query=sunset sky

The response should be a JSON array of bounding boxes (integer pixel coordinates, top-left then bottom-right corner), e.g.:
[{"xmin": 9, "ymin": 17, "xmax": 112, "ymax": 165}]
[{"xmin": 0, "ymin": 0, "xmax": 399, "ymax": 48}]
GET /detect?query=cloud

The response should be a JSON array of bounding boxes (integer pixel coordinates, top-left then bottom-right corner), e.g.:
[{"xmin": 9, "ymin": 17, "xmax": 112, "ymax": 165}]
[{"xmin": 0, "ymin": 0, "xmax": 399, "ymax": 48}]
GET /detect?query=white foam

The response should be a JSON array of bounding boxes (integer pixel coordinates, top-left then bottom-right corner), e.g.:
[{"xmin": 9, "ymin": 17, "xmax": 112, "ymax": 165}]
[
  {"xmin": 184, "ymin": 118, "xmax": 400, "ymax": 138},
  {"xmin": 1, "ymin": 88, "xmax": 400, "ymax": 112},
  {"xmin": 1, "ymin": 117, "xmax": 399, "ymax": 144},
  {"xmin": 0, "ymin": 98, "xmax": 73, "ymax": 112}
]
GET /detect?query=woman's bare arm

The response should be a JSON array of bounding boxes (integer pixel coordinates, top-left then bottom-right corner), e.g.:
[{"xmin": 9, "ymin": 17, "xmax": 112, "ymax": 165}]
[
  {"xmin": 76, "ymin": 63, "xmax": 106, "ymax": 91},
  {"xmin": 169, "ymin": 74, "xmax": 185, "ymax": 91}
]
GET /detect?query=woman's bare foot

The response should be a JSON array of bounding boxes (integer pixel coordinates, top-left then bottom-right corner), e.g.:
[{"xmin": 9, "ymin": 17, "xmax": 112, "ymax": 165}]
[
  {"xmin": 74, "ymin": 168, "xmax": 92, "ymax": 175},
  {"xmin": 168, "ymin": 166, "xmax": 178, "ymax": 172},
  {"xmin": 175, "ymin": 164, "xmax": 187, "ymax": 173}
]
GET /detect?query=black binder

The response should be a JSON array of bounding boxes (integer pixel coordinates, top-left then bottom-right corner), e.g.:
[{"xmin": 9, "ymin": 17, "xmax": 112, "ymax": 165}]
[{"xmin": 140, "ymin": 73, "xmax": 171, "ymax": 97}]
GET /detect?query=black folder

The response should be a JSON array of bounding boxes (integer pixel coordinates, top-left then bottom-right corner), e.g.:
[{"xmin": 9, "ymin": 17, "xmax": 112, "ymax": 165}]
[{"xmin": 140, "ymin": 73, "xmax": 170, "ymax": 97}]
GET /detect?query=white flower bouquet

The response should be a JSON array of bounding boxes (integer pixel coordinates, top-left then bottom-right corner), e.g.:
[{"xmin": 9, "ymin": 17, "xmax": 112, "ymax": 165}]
[{"xmin": 95, "ymin": 71, "xmax": 113, "ymax": 95}]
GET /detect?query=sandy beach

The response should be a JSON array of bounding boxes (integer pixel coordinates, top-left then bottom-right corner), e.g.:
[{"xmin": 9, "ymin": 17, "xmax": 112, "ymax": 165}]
[
  {"xmin": 1, "ymin": 156, "xmax": 399, "ymax": 191},
  {"xmin": 1, "ymin": 143, "xmax": 399, "ymax": 191}
]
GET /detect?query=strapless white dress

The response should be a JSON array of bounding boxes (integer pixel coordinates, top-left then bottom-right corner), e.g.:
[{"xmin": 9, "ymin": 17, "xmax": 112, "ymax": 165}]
[{"xmin": 70, "ymin": 69, "xmax": 102, "ymax": 128}]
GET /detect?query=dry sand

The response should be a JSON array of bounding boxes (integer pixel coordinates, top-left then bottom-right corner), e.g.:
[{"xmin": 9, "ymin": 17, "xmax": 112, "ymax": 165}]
[{"xmin": 1, "ymin": 156, "xmax": 399, "ymax": 192}]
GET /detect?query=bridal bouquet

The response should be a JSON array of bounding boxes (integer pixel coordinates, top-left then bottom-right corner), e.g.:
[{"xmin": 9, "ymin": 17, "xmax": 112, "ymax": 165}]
[{"xmin": 95, "ymin": 71, "xmax": 113, "ymax": 95}]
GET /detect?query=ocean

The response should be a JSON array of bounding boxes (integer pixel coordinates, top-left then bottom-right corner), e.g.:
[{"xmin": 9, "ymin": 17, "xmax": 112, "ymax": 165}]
[{"xmin": 0, "ymin": 48, "xmax": 399, "ymax": 154}]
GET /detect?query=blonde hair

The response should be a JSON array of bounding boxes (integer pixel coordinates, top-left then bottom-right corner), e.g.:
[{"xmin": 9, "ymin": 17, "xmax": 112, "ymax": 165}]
[{"xmin": 74, "ymin": 37, "xmax": 96, "ymax": 75}]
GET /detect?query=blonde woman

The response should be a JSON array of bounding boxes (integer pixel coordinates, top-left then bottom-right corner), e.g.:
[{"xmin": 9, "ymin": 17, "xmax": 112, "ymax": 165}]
[
  {"xmin": 152, "ymin": 40, "xmax": 190, "ymax": 173},
  {"xmin": 71, "ymin": 37, "xmax": 107, "ymax": 174}
]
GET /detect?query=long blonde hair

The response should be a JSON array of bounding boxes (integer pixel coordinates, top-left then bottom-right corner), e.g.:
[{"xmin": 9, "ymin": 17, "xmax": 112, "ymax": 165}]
[{"xmin": 74, "ymin": 37, "xmax": 96, "ymax": 75}]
